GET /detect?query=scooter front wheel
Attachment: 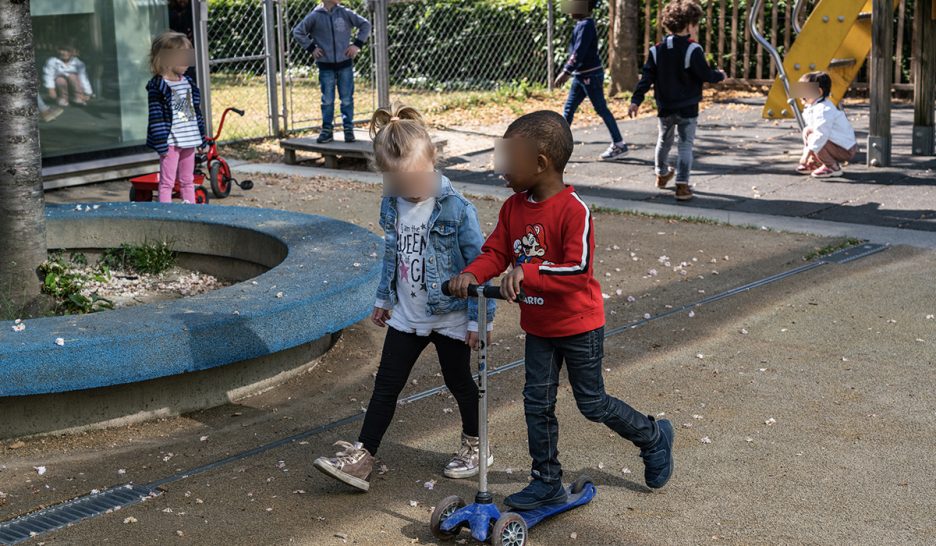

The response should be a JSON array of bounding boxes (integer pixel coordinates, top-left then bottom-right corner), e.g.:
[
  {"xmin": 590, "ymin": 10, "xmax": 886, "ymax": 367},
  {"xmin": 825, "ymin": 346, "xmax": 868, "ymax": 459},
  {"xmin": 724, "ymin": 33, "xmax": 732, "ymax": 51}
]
[
  {"xmin": 492, "ymin": 512, "xmax": 527, "ymax": 546},
  {"xmin": 429, "ymin": 495, "xmax": 465, "ymax": 541}
]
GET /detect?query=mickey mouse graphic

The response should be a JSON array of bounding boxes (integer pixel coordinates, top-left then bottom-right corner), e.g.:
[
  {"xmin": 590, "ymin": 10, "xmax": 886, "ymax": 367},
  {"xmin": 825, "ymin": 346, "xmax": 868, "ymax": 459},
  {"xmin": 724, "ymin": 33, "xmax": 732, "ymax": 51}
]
[{"xmin": 514, "ymin": 224, "xmax": 550, "ymax": 266}]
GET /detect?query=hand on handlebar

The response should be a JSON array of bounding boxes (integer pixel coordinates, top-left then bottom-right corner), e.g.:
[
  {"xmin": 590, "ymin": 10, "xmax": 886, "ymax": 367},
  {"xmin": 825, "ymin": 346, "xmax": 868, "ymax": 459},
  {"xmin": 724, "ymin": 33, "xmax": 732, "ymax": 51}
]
[
  {"xmin": 447, "ymin": 273, "xmax": 478, "ymax": 299},
  {"xmin": 501, "ymin": 267, "xmax": 524, "ymax": 303}
]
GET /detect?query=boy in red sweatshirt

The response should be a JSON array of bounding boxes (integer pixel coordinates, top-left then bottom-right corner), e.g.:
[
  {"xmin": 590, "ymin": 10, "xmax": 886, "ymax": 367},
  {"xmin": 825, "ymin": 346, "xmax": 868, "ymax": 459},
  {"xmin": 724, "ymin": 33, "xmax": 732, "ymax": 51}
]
[{"xmin": 449, "ymin": 111, "xmax": 674, "ymax": 509}]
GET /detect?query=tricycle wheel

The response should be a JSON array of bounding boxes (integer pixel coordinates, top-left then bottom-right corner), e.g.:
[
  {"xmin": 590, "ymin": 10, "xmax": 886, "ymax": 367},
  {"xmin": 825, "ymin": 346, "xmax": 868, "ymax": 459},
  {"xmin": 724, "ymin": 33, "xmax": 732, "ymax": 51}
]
[
  {"xmin": 194, "ymin": 186, "xmax": 210, "ymax": 205},
  {"xmin": 570, "ymin": 475, "xmax": 594, "ymax": 495},
  {"xmin": 209, "ymin": 162, "xmax": 231, "ymax": 198},
  {"xmin": 492, "ymin": 512, "xmax": 527, "ymax": 546},
  {"xmin": 429, "ymin": 495, "xmax": 465, "ymax": 541}
]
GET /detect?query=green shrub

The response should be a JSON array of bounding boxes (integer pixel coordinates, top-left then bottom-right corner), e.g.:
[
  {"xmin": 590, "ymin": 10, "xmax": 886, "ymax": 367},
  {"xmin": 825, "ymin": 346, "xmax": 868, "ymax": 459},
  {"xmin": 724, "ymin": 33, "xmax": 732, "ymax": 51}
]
[
  {"xmin": 100, "ymin": 242, "xmax": 177, "ymax": 275},
  {"xmin": 38, "ymin": 253, "xmax": 114, "ymax": 315}
]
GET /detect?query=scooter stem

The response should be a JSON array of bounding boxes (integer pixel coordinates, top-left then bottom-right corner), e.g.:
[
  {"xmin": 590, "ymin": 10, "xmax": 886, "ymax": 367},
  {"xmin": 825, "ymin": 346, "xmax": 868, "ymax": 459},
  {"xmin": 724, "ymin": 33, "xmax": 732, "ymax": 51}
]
[{"xmin": 474, "ymin": 287, "xmax": 493, "ymax": 504}]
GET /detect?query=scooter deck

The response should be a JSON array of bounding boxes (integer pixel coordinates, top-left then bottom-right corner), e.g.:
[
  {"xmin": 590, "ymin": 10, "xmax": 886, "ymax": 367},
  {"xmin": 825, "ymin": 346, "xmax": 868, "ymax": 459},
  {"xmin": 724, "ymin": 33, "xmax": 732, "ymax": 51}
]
[{"xmin": 512, "ymin": 482, "xmax": 597, "ymax": 529}]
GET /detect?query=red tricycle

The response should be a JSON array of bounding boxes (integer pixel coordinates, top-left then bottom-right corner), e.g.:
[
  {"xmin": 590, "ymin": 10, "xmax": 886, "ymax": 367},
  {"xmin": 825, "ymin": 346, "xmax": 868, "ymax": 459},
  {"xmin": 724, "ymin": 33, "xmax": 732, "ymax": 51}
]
[{"xmin": 129, "ymin": 107, "xmax": 254, "ymax": 204}]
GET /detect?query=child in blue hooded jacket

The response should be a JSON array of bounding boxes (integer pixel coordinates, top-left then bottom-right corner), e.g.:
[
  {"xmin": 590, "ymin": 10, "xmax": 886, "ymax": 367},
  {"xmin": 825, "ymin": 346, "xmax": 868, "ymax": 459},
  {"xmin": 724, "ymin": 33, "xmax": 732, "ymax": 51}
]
[{"xmin": 292, "ymin": 0, "xmax": 371, "ymax": 144}]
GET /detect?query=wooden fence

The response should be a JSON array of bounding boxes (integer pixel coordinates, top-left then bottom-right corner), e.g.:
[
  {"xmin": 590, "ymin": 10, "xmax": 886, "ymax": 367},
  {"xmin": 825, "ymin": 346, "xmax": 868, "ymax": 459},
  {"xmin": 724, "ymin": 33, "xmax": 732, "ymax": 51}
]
[{"xmin": 633, "ymin": 0, "xmax": 919, "ymax": 88}]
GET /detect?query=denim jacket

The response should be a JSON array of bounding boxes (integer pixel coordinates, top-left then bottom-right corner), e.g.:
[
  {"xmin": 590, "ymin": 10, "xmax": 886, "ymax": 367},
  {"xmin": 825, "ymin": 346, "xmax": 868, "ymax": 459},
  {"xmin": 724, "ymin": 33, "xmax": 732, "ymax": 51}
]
[{"xmin": 375, "ymin": 175, "xmax": 496, "ymax": 330}]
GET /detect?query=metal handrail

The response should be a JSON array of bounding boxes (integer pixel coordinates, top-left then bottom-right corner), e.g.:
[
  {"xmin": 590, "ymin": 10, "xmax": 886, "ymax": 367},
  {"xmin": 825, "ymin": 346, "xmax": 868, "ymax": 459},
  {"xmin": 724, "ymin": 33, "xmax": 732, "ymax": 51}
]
[
  {"xmin": 792, "ymin": 0, "xmax": 807, "ymax": 34},
  {"xmin": 749, "ymin": 0, "xmax": 806, "ymax": 129}
]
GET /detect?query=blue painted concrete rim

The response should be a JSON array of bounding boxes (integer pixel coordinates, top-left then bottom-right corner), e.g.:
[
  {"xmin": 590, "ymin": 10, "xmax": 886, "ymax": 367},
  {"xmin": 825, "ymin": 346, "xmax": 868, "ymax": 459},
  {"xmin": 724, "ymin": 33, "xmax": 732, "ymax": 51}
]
[{"xmin": 0, "ymin": 203, "xmax": 382, "ymax": 397}]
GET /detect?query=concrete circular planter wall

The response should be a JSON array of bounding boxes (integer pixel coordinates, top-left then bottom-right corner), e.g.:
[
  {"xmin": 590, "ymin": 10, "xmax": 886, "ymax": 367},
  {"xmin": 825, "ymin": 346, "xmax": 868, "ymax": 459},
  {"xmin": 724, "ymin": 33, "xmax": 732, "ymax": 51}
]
[{"xmin": 0, "ymin": 203, "xmax": 382, "ymax": 438}]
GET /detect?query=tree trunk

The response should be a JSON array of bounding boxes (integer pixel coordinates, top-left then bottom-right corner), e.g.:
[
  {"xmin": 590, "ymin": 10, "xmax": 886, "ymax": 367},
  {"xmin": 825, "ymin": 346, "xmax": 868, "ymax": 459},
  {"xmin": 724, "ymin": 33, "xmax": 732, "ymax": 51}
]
[
  {"xmin": 609, "ymin": 0, "xmax": 640, "ymax": 96},
  {"xmin": 0, "ymin": 0, "xmax": 48, "ymax": 314}
]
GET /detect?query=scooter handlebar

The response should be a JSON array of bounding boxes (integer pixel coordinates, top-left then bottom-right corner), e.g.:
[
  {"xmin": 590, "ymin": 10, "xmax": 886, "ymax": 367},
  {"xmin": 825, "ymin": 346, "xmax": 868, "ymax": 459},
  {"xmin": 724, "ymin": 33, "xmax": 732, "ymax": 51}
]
[{"xmin": 441, "ymin": 281, "xmax": 525, "ymax": 302}]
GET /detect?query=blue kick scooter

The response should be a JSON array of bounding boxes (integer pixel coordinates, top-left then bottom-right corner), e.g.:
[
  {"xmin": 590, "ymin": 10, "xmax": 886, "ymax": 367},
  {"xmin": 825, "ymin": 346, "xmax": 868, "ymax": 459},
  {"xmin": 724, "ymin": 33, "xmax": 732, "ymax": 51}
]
[{"xmin": 430, "ymin": 283, "xmax": 597, "ymax": 546}]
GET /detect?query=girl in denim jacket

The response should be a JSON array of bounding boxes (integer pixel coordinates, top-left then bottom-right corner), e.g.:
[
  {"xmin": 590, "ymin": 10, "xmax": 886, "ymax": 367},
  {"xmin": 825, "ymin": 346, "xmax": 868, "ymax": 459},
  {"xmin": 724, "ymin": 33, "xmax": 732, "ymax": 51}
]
[{"xmin": 313, "ymin": 104, "xmax": 496, "ymax": 492}]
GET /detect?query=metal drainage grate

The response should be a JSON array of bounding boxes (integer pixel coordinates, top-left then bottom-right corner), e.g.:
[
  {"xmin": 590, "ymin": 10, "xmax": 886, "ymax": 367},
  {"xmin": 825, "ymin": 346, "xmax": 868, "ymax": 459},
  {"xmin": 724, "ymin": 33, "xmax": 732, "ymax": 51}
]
[
  {"xmin": 820, "ymin": 243, "xmax": 888, "ymax": 265},
  {"xmin": 0, "ymin": 484, "xmax": 158, "ymax": 545}
]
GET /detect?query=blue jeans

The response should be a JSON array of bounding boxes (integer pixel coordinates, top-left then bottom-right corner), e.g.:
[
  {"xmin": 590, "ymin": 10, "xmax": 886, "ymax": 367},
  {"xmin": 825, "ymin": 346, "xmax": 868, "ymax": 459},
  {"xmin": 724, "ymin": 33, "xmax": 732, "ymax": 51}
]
[
  {"xmin": 656, "ymin": 114, "xmax": 698, "ymax": 183},
  {"xmin": 319, "ymin": 65, "xmax": 354, "ymax": 133},
  {"xmin": 562, "ymin": 71, "xmax": 623, "ymax": 144},
  {"xmin": 523, "ymin": 327, "xmax": 657, "ymax": 484}
]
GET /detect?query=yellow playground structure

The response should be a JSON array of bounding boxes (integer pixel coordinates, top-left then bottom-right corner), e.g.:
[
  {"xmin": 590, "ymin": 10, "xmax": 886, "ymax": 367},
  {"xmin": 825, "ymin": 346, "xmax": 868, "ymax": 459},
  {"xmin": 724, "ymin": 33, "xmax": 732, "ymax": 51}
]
[{"xmin": 750, "ymin": 0, "xmax": 936, "ymax": 166}]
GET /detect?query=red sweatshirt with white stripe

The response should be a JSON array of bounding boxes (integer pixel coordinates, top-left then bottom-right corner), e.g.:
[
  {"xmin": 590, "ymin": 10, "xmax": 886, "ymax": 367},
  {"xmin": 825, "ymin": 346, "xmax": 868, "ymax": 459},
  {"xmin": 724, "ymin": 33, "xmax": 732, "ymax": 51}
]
[{"xmin": 463, "ymin": 185, "xmax": 604, "ymax": 338}]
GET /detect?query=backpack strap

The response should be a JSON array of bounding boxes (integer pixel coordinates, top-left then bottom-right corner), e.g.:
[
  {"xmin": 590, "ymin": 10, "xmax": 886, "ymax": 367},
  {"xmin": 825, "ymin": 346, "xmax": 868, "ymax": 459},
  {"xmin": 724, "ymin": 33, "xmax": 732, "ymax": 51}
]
[
  {"xmin": 685, "ymin": 42, "xmax": 702, "ymax": 69},
  {"xmin": 649, "ymin": 45, "xmax": 657, "ymax": 64}
]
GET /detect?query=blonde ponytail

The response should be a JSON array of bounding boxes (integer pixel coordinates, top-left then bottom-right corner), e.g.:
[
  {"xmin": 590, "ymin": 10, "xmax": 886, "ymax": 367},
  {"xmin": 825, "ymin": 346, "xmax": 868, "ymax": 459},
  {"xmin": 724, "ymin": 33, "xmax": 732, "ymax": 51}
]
[{"xmin": 369, "ymin": 103, "xmax": 435, "ymax": 171}]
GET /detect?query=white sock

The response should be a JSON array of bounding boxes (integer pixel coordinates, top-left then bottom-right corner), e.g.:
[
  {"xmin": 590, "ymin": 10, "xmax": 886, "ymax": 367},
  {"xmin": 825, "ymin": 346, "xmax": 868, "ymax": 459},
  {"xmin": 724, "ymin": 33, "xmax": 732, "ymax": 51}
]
[{"xmin": 614, "ymin": 141, "xmax": 626, "ymax": 147}]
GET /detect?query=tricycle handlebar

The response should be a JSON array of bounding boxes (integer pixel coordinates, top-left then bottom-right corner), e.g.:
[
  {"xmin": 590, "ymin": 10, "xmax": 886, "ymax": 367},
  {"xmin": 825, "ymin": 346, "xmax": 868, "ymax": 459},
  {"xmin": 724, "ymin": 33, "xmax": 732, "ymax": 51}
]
[{"xmin": 441, "ymin": 281, "xmax": 525, "ymax": 302}]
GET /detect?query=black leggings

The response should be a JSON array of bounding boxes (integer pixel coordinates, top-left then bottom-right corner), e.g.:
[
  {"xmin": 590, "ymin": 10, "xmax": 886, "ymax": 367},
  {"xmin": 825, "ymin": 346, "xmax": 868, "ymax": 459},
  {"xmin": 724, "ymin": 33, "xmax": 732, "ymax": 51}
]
[{"xmin": 358, "ymin": 327, "xmax": 479, "ymax": 456}]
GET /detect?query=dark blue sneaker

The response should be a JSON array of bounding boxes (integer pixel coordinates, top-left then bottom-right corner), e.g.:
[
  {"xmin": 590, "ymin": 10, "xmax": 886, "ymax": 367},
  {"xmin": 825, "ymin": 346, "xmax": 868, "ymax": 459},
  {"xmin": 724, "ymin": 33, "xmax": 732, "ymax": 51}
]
[
  {"xmin": 344, "ymin": 131, "xmax": 356, "ymax": 143},
  {"xmin": 640, "ymin": 417, "xmax": 674, "ymax": 489},
  {"xmin": 504, "ymin": 478, "xmax": 567, "ymax": 510},
  {"xmin": 316, "ymin": 132, "xmax": 334, "ymax": 144}
]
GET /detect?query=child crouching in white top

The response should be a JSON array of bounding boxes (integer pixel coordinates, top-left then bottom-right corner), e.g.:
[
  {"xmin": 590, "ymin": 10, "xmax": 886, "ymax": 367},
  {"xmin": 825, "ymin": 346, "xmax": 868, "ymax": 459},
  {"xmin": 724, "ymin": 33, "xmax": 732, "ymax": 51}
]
[{"xmin": 796, "ymin": 71, "xmax": 857, "ymax": 179}]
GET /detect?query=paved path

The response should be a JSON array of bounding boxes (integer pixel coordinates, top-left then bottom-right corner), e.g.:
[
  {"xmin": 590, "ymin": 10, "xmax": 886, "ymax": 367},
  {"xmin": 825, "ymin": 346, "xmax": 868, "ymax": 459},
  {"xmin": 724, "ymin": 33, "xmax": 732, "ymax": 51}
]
[{"xmin": 441, "ymin": 99, "xmax": 936, "ymax": 231}]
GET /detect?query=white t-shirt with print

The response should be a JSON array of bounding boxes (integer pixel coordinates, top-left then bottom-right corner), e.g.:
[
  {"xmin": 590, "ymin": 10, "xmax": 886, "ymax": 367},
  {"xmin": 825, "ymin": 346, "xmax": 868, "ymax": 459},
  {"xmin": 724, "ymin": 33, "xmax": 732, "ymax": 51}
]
[
  {"xmin": 165, "ymin": 78, "xmax": 203, "ymax": 149},
  {"xmin": 381, "ymin": 197, "xmax": 472, "ymax": 340}
]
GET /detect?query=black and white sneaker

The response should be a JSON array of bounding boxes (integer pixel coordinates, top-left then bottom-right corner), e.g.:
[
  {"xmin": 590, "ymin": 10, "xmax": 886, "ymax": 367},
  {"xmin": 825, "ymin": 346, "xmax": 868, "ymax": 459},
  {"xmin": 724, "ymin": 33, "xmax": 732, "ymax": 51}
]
[
  {"xmin": 316, "ymin": 132, "xmax": 334, "ymax": 144},
  {"xmin": 600, "ymin": 142, "xmax": 629, "ymax": 160}
]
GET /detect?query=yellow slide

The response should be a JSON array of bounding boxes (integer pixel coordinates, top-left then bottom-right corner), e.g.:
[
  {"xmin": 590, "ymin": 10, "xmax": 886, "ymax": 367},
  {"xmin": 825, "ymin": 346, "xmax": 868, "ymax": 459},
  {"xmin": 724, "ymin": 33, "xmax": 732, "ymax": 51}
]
[{"xmin": 762, "ymin": 0, "xmax": 895, "ymax": 120}]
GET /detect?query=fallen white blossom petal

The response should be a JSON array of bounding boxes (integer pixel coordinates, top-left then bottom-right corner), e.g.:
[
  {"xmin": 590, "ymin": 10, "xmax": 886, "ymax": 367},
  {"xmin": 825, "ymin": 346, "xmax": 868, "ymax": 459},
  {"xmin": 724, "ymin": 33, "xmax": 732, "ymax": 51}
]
[
  {"xmin": 11, "ymin": 323, "xmax": 25, "ymax": 332},
  {"xmin": 200, "ymin": 435, "xmax": 209, "ymax": 442},
  {"xmin": 740, "ymin": 328, "xmax": 749, "ymax": 335},
  {"xmin": 745, "ymin": 437, "xmax": 753, "ymax": 443},
  {"xmin": 597, "ymin": 462, "xmax": 605, "ymax": 470},
  {"xmin": 682, "ymin": 423, "xmax": 693, "ymax": 428},
  {"xmin": 34, "ymin": 466, "xmax": 46, "ymax": 476},
  {"xmin": 626, "ymin": 295, "xmax": 636, "ymax": 302},
  {"xmin": 424, "ymin": 480, "xmax": 436, "ymax": 490},
  {"xmin": 688, "ymin": 310, "xmax": 695, "ymax": 318},
  {"xmin": 765, "ymin": 417, "xmax": 776, "ymax": 426},
  {"xmin": 601, "ymin": 293, "xmax": 610, "ymax": 299},
  {"xmin": 643, "ymin": 313, "xmax": 651, "ymax": 320},
  {"xmin": 695, "ymin": 353, "xmax": 705, "ymax": 359},
  {"xmin": 700, "ymin": 436, "xmax": 712, "ymax": 444},
  {"xmin": 353, "ymin": 263, "xmax": 361, "ymax": 268},
  {"xmin": 275, "ymin": 292, "xmax": 284, "ymax": 298},
  {"xmin": 621, "ymin": 467, "xmax": 631, "ymax": 474},
  {"xmin": 54, "ymin": 338, "xmax": 65, "ymax": 346},
  {"xmin": 442, "ymin": 408, "xmax": 453, "ymax": 414},
  {"xmin": 647, "ymin": 268, "xmax": 658, "ymax": 276},
  {"xmin": 570, "ymin": 532, "xmax": 578, "ymax": 539},
  {"xmin": 408, "ymin": 500, "xmax": 419, "ymax": 507},
  {"xmin": 615, "ymin": 289, "xmax": 623, "ymax": 296},
  {"xmin": 692, "ymin": 414, "xmax": 704, "ymax": 420},
  {"xmin": 123, "ymin": 516, "xmax": 138, "ymax": 524},
  {"xmin": 117, "ymin": 469, "xmax": 126, "ymax": 475},
  {"xmin": 927, "ymin": 314, "xmax": 934, "ymax": 320}
]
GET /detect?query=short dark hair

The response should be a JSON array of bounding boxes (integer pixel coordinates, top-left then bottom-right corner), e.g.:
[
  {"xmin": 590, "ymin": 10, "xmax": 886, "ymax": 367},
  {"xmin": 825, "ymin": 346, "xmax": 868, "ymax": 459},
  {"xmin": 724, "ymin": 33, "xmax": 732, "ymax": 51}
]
[
  {"xmin": 800, "ymin": 71, "xmax": 832, "ymax": 98},
  {"xmin": 504, "ymin": 111, "xmax": 574, "ymax": 173},
  {"xmin": 661, "ymin": 0, "xmax": 704, "ymax": 33}
]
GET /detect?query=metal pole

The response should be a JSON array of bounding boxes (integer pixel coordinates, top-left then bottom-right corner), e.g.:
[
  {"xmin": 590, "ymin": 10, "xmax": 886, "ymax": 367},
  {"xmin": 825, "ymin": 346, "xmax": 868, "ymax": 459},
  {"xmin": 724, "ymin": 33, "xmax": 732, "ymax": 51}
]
[
  {"xmin": 791, "ymin": 0, "xmax": 806, "ymax": 34},
  {"xmin": 547, "ymin": 0, "xmax": 555, "ymax": 90},
  {"xmin": 475, "ymin": 288, "xmax": 490, "ymax": 502},
  {"xmin": 262, "ymin": 0, "xmax": 281, "ymax": 137},
  {"xmin": 373, "ymin": 0, "xmax": 391, "ymax": 108},
  {"xmin": 194, "ymin": 0, "xmax": 213, "ymax": 134},
  {"xmin": 748, "ymin": 0, "xmax": 805, "ymax": 130},
  {"xmin": 868, "ymin": 0, "xmax": 894, "ymax": 166},
  {"xmin": 275, "ymin": 0, "xmax": 289, "ymax": 134}
]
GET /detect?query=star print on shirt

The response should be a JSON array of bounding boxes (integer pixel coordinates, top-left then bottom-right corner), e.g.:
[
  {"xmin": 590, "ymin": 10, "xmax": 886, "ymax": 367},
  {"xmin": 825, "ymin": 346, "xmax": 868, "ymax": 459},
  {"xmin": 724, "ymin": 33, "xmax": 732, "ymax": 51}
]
[
  {"xmin": 399, "ymin": 260, "xmax": 410, "ymax": 282},
  {"xmin": 411, "ymin": 291, "xmax": 417, "ymax": 298}
]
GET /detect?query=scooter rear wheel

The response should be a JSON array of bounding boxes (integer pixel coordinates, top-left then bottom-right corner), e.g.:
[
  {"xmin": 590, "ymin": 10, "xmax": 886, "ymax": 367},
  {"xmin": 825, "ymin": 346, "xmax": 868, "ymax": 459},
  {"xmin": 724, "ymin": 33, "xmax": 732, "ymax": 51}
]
[
  {"xmin": 570, "ymin": 475, "xmax": 594, "ymax": 495},
  {"xmin": 429, "ymin": 495, "xmax": 465, "ymax": 541},
  {"xmin": 492, "ymin": 512, "xmax": 527, "ymax": 546}
]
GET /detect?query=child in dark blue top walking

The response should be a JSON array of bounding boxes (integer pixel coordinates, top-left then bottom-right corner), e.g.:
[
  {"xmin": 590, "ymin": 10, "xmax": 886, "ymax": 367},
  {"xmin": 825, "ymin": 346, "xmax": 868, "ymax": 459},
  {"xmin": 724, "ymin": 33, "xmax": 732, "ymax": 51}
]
[
  {"xmin": 629, "ymin": 0, "xmax": 725, "ymax": 201},
  {"xmin": 555, "ymin": 0, "xmax": 628, "ymax": 161}
]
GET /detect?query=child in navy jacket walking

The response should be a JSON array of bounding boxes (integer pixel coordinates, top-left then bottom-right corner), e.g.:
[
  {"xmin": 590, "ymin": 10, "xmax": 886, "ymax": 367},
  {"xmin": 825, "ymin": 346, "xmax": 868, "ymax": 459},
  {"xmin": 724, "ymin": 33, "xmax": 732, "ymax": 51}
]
[
  {"xmin": 629, "ymin": 0, "xmax": 725, "ymax": 201},
  {"xmin": 556, "ymin": 0, "xmax": 629, "ymax": 161}
]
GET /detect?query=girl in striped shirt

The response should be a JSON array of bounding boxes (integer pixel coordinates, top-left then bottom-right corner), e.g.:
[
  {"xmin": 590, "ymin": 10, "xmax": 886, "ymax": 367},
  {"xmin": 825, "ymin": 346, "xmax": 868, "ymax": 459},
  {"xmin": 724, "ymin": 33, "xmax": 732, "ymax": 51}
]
[{"xmin": 145, "ymin": 31, "xmax": 207, "ymax": 203}]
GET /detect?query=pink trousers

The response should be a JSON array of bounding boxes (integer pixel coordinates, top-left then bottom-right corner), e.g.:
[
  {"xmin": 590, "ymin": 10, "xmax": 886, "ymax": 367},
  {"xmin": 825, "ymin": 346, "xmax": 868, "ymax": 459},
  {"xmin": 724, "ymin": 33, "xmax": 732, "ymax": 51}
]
[{"xmin": 158, "ymin": 146, "xmax": 196, "ymax": 203}]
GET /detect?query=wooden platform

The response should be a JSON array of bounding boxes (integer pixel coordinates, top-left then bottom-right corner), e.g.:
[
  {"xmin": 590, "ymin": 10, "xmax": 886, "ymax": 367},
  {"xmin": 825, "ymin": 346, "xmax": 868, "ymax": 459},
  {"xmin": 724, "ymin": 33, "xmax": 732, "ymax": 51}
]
[{"xmin": 280, "ymin": 130, "xmax": 447, "ymax": 168}]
